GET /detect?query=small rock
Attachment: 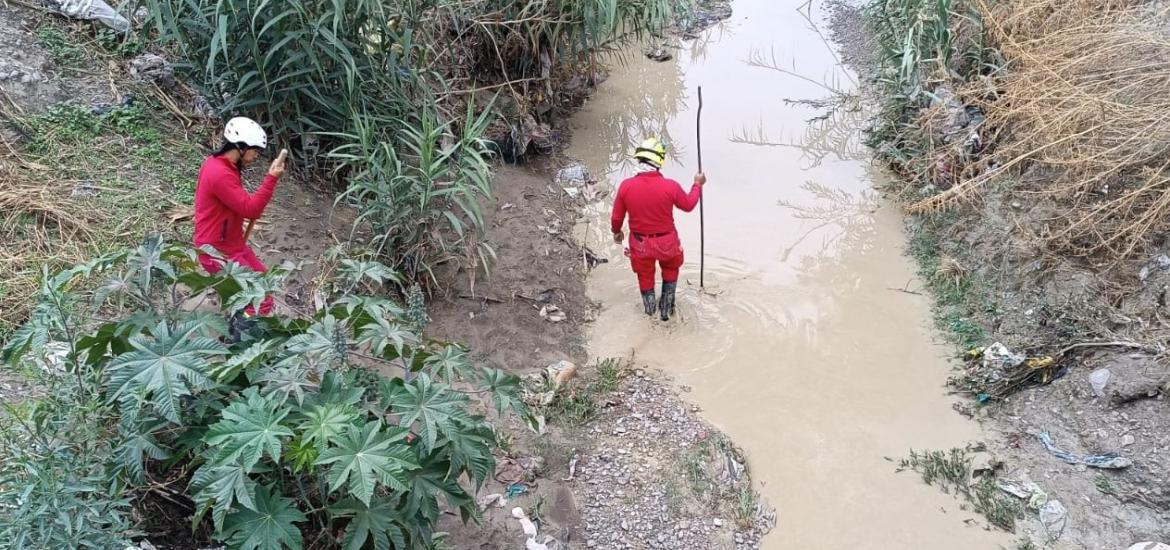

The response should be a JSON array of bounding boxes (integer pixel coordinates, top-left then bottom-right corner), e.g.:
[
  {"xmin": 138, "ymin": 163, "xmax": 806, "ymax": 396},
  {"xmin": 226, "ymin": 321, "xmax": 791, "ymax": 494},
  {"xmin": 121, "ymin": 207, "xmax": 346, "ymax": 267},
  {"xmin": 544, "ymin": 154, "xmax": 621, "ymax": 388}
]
[
  {"xmin": 735, "ymin": 534, "xmax": 745, "ymax": 544},
  {"xmin": 1128, "ymin": 544, "xmax": 1170, "ymax": 550},
  {"xmin": 587, "ymin": 541, "xmax": 597, "ymax": 548},
  {"xmin": 714, "ymin": 518, "xmax": 724, "ymax": 527},
  {"xmin": 1123, "ymin": 434, "xmax": 1136, "ymax": 447},
  {"xmin": 128, "ymin": 53, "xmax": 175, "ymax": 87}
]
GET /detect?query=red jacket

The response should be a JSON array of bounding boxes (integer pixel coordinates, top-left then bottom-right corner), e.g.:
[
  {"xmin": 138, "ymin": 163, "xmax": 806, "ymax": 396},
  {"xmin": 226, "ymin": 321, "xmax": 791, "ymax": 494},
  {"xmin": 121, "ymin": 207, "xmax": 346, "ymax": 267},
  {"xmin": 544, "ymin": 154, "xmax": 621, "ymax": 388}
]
[
  {"xmin": 193, "ymin": 155, "xmax": 278, "ymax": 256},
  {"xmin": 611, "ymin": 170, "xmax": 702, "ymax": 235}
]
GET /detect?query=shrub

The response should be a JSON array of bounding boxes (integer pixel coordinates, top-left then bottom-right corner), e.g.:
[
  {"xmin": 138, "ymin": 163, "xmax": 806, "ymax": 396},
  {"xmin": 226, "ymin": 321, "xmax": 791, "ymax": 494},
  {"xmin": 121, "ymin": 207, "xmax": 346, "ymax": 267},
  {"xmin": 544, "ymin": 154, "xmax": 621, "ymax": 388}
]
[
  {"xmin": 133, "ymin": 0, "xmax": 690, "ymax": 278},
  {"xmin": 2, "ymin": 235, "xmax": 531, "ymax": 549}
]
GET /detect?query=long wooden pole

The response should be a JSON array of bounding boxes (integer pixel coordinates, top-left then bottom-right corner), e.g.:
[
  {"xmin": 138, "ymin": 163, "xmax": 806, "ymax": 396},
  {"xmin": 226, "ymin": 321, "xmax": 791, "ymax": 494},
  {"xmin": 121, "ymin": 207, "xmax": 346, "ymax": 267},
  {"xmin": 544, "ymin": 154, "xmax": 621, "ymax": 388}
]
[{"xmin": 697, "ymin": 86, "xmax": 705, "ymax": 288}]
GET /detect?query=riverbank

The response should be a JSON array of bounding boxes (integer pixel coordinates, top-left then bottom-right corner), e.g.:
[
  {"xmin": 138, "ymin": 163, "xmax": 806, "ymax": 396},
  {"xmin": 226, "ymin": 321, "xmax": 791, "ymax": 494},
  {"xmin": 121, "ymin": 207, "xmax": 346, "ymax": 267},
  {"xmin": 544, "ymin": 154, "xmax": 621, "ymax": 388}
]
[{"xmin": 835, "ymin": 0, "xmax": 1170, "ymax": 547}]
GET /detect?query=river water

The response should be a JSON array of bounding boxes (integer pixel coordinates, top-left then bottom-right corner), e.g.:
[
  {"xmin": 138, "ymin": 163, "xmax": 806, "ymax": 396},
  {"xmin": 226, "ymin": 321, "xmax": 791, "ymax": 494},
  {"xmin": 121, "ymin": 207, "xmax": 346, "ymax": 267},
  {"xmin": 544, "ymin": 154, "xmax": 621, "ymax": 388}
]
[{"xmin": 569, "ymin": 0, "xmax": 1010, "ymax": 547}]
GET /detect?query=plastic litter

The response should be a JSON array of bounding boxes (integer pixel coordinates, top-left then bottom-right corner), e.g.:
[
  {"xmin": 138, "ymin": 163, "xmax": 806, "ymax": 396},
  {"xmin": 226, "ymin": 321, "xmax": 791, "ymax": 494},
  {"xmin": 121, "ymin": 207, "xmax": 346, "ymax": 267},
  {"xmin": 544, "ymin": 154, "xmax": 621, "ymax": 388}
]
[
  {"xmin": 982, "ymin": 342, "xmax": 1025, "ymax": 371},
  {"xmin": 505, "ymin": 483, "xmax": 527, "ymax": 499},
  {"xmin": 553, "ymin": 163, "xmax": 590, "ymax": 187},
  {"xmin": 539, "ymin": 305, "xmax": 566, "ymax": 323},
  {"xmin": 563, "ymin": 452, "xmax": 580, "ymax": 481},
  {"xmin": 477, "ymin": 493, "xmax": 506, "ymax": 510},
  {"xmin": 43, "ymin": 0, "xmax": 130, "ymax": 32},
  {"xmin": 1039, "ymin": 499, "xmax": 1067, "ymax": 540},
  {"xmin": 1036, "ymin": 432, "xmax": 1132, "ymax": 469},
  {"xmin": 1139, "ymin": 254, "xmax": 1170, "ymax": 283},
  {"xmin": 1128, "ymin": 543, "xmax": 1170, "ymax": 550},
  {"xmin": 1088, "ymin": 368, "xmax": 1112, "ymax": 397},
  {"xmin": 997, "ymin": 478, "xmax": 1048, "ymax": 509},
  {"xmin": 512, "ymin": 506, "xmax": 538, "ymax": 538}
]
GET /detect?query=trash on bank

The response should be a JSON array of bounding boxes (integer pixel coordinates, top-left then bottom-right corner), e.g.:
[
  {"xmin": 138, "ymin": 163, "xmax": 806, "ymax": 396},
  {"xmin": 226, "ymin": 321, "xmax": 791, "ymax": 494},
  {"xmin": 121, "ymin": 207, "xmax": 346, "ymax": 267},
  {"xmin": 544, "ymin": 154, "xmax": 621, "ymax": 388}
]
[
  {"xmin": 540, "ymin": 305, "xmax": 567, "ymax": 323},
  {"xmin": 1036, "ymin": 432, "xmax": 1132, "ymax": 469},
  {"xmin": 996, "ymin": 478, "xmax": 1048, "ymax": 509},
  {"xmin": 1039, "ymin": 499, "xmax": 1067, "ymax": 540},
  {"xmin": 957, "ymin": 343, "xmax": 1064, "ymax": 398},
  {"xmin": 44, "ymin": 0, "xmax": 130, "ymax": 32},
  {"xmin": 477, "ymin": 493, "xmax": 507, "ymax": 510}
]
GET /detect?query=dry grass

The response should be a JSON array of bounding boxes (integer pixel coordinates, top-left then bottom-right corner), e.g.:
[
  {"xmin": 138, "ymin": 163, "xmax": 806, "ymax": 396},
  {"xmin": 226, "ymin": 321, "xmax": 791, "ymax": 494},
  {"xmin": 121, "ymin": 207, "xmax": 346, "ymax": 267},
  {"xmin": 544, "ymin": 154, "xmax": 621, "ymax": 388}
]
[
  {"xmin": 0, "ymin": 149, "xmax": 102, "ymax": 329},
  {"xmin": 909, "ymin": 0, "xmax": 1170, "ymax": 259}
]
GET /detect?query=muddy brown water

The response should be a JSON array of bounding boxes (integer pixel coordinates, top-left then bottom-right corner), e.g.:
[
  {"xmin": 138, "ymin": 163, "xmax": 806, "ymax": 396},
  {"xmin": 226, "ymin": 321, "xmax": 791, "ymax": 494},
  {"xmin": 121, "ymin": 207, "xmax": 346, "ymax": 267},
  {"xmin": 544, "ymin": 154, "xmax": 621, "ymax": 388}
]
[{"xmin": 569, "ymin": 1, "xmax": 1012, "ymax": 547}]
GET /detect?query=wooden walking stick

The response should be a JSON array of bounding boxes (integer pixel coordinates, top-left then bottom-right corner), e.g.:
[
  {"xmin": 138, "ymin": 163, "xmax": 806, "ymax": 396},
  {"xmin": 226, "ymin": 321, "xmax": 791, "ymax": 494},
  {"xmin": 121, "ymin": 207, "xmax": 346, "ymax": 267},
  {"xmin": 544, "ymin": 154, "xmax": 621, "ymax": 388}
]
[{"xmin": 697, "ymin": 86, "xmax": 705, "ymax": 288}]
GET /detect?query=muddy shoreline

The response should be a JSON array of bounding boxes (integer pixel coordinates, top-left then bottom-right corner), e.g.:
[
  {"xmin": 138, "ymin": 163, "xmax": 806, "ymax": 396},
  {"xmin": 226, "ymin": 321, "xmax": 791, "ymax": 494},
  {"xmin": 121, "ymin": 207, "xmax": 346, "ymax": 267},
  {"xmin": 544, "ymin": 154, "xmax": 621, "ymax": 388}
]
[{"xmin": 828, "ymin": 1, "xmax": 1170, "ymax": 548}]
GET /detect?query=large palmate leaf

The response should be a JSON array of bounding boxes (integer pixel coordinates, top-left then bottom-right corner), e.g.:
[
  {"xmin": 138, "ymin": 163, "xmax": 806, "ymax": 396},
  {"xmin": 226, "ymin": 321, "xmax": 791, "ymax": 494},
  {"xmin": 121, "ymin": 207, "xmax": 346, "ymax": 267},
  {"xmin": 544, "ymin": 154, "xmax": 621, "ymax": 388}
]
[
  {"xmin": 379, "ymin": 374, "xmax": 471, "ymax": 452},
  {"xmin": 337, "ymin": 259, "xmax": 401, "ymax": 287},
  {"xmin": 205, "ymin": 388, "xmax": 293, "ymax": 471},
  {"xmin": 304, "ymin": 371, "xmax": 365, "ymax": 409},
  {"xmin": 316, "ymin": 421, "xmax": 417, "ymax": 506},
  {"xmin": 402, "ymin": 461, "xmax": 475, "ymax": 525},
  {"xmin": 106, "ymin": 320, "xmax": 228, "ymax": 423},
  {"xmin": 298, "ymin": 402, "xmax": 360, "ymax": 453},
  {"xmin": 476, "ymin": 367, "xmax": 533, "ymax": 423},
  {"xmin": 281, "ymin": 315, "xmax": 345, "ymax": 370},
  {"xmin": 422, "ymin": 345, "xmax": 473, "ymax": 382},
  {"xmin": 190, "ymin": 462, "xmax": 256, "ymax": 531},
  {"xmin": 221, "ymin": 484, "xmax": 305, "ymax": 550},
  {"xmin": 253, "ymin": 364, "xmax": 318, "ymax": 406},
  {"xmin": 437, "ymin": 419, "xmax": 495, "ymax": 488},
  {"xmin": 356, "ymin": 315, "xmax": 417, "ymax": 361},
  {"xmin": 209, "ymin": 340, "xmax": 281, "ymax": 383},
  {"xmin": 329, "ymin": 497, "xmax": 407, "ymax": 550},
  {"xmin": 114, "ymin": 413, "xmax": 170, "ymax": 484}
]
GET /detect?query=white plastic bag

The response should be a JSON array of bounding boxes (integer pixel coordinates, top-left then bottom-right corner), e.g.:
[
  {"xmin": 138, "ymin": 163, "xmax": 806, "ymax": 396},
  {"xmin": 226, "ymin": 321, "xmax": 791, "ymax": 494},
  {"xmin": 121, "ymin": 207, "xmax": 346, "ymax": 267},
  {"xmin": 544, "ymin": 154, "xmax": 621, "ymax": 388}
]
[{"xmin": 45, "ymin": 0, "xmax": 131, "ymax": 32}]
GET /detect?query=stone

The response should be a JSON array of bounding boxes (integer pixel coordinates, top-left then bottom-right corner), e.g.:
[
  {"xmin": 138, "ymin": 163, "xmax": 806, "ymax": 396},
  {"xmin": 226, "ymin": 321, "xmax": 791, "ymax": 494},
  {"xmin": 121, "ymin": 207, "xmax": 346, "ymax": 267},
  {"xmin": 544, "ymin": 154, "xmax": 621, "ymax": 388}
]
[{"xmin": 1123, "ymin": 434, "xmax": 1137, "ymax": 447}]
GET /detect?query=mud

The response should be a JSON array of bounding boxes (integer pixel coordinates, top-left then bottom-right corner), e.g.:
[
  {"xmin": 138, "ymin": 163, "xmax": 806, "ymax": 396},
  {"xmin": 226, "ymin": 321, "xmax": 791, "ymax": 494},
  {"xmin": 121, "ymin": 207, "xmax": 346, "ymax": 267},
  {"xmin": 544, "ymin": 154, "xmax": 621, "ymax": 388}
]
[{"xmin": 569, "ymin": 0, "xmax": 1014, "ymax": 547}]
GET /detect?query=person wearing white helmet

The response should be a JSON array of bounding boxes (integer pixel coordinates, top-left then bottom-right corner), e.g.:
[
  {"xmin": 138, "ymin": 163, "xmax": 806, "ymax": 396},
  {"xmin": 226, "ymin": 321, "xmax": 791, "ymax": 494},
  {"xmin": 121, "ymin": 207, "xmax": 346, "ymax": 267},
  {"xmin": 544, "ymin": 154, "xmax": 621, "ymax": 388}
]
[{"xmin": 193, "ymin": 116, "xmax": 288, "ymax": 339}]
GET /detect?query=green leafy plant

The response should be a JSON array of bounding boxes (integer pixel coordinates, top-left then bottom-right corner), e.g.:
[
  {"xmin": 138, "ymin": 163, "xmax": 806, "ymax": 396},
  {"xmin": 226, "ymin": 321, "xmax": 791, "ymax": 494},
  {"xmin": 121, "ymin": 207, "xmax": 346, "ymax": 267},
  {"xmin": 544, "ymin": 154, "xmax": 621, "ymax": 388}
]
[
  {"xmin": 2, "ymin": 236, "xmax": 532, "ymax": 548},
  {"xmin": 133, "ymin": 0, "xmax": 690, "ymax": 279},
  {"xmin": 36, "ymin": 25, "xmax": 86, "ymax": 67}
]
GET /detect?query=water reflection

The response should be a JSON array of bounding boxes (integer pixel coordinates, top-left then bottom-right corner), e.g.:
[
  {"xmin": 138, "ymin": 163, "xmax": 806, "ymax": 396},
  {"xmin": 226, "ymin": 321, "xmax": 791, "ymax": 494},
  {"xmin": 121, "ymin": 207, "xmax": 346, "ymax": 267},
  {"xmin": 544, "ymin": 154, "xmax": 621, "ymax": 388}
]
[{"xmin": 588, "ymin": 49, "xmax": 689, "ymax": 175}]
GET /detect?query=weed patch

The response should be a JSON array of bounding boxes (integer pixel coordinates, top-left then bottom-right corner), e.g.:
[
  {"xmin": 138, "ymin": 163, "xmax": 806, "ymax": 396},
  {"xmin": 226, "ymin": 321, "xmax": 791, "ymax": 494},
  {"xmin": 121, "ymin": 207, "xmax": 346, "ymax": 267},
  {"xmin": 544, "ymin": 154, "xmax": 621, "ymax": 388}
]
[
  {"xmin": 36, "ymin": 25, "xmax": 85, "ymax": 67},
  {"xmin": 1, "ymin": 98, "xmax": 204, "ymax": 331},
  {"xmin": 898, "ymin": 447, "xmax": 1024, "ymax": 531}
]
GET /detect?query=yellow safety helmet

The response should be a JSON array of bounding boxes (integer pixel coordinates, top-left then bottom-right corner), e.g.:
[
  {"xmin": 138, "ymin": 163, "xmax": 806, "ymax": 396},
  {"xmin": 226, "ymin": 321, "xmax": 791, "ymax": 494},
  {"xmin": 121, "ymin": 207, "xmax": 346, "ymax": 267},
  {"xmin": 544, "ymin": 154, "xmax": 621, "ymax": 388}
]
[{"xmin": 633, "ymin": 137, "xmax": 667, "ymax": 169}]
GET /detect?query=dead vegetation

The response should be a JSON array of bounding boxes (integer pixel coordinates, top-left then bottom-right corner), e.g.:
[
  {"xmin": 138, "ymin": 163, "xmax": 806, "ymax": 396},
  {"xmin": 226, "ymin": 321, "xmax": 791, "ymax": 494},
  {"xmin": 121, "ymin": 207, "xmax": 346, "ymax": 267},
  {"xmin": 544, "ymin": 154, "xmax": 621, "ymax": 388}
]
[{"xmin": 909, "ymin": 0, "xmax": 1170, "ymax": 261}]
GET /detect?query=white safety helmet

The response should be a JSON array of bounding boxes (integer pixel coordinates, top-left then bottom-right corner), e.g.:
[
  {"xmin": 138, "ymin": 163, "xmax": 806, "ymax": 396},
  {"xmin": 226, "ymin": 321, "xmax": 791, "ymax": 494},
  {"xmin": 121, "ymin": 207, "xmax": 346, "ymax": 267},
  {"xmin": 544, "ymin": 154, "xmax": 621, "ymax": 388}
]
[{"xmin": 222, "ymin": 116, "xmax": 267, "ymax": 149}]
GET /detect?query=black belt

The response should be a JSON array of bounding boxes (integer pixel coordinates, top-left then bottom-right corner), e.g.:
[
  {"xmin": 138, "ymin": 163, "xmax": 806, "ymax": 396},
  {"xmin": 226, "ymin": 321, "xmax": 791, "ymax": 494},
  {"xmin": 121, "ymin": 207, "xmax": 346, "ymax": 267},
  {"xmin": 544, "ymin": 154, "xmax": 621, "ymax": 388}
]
[{"xmin": 633, "ymin": 232, "xmax": 669, "ymax": 240}]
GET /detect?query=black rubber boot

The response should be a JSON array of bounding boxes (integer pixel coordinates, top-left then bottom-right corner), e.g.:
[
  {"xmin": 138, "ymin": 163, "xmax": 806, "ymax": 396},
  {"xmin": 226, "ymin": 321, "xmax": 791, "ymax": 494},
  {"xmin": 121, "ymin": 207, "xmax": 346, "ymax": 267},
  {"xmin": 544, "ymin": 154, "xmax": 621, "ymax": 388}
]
[
  {"xmin": 641, "ymin": 290, "xmax": 657, "ymax": 316},
  {"xmin": 659, "ymin": 281, "xmax": 677, "ymax": 321}
]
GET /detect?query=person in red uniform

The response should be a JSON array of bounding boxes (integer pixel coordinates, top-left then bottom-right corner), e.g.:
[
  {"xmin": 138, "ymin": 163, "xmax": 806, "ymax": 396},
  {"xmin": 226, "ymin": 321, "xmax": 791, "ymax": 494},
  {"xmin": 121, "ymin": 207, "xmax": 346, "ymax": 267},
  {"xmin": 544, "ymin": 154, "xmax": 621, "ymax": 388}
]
[
  {"xmin": 193, "ymin": 116, "xmax": 287, "ymax": 336},
  {"xmin": 610, "ymin": 138, "xmax": 706, "ymax": 321}
]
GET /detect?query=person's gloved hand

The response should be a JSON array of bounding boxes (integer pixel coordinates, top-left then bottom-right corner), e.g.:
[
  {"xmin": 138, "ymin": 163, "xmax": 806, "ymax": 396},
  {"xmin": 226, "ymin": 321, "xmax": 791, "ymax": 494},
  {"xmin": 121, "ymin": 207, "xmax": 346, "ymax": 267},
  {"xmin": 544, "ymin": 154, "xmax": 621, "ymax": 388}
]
[
  {"xmin": 694, "ymin": 172, "xmax": 707, "ymax": 186},
  {"xmin": 613, "ymin": 229, "xmax": 625, "ymax": 244}
]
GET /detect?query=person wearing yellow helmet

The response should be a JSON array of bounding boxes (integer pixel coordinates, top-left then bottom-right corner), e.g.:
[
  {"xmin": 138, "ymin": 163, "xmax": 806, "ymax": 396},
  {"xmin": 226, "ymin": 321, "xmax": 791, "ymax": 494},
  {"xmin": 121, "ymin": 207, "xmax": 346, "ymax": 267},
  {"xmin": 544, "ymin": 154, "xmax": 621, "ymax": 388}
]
[{"xmin": 611, "ymin": 137, "xmax": 707, "ymax": 321}]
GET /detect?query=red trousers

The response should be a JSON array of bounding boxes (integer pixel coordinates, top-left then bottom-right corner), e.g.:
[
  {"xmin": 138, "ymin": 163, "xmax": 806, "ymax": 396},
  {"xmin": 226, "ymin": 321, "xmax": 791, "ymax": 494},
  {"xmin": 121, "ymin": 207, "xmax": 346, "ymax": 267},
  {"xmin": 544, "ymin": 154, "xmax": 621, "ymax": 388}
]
[
  {"xmin": 627, "ymin": 231, "xmax": 684, "ymax": 292},
  {"xmin": 198, "ymin": 247, "xmax": 275, "ymax": 317}
]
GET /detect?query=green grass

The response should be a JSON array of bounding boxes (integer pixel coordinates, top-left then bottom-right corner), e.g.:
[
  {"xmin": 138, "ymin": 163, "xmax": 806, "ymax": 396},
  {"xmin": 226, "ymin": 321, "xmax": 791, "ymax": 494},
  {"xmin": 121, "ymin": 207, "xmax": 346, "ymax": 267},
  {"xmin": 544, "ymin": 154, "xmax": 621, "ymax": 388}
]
[
  {"xmin": 37, "ymin": 25, "xmax": 86, "ymax": 67},
  {"xmin": 899, "ymin": 447, "xmax": 1024, "ymax": 531},
  {"xmin": 1094, "ymin": 473, "xmax": 1118, "ymax": 496},
  {"xmin": 545, "ymin": 359, "xmax": 627, "ymax": 426},
  {"xmin": 672, "ymin": 435, "xmax": 761, "ymax": 527},
  {"xmin": 3, "ymin": 96, "xmax": 204, "ymax": 332},
  {"xmin": 907, "ymin": 216, "xmax": 991, "ymax": 350}
]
